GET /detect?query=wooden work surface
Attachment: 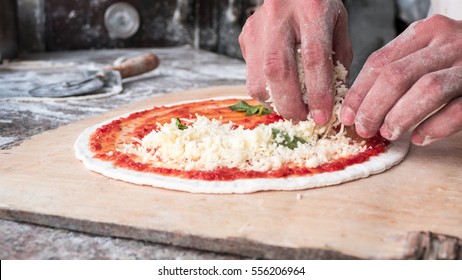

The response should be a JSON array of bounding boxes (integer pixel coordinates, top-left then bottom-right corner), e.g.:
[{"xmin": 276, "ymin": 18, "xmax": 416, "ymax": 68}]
[{"xmin": 1, "ymin": 85, "xmax": 461, "ymax": 259}]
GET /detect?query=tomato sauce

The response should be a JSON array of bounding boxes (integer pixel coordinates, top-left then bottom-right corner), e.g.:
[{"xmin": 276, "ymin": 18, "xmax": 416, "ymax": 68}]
[{"xmin": 90, "ymin": 98, "xmax": 389, "ymax": 181}]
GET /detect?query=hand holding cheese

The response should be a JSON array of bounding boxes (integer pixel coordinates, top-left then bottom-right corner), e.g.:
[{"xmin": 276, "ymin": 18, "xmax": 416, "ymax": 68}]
[
  {"xmin": 340, "ymin": 15, "xmax": 462, "ymax": 145},
  {"xmin": 238, "ymin": 0, "xmax": 351, "ymax": 124}
]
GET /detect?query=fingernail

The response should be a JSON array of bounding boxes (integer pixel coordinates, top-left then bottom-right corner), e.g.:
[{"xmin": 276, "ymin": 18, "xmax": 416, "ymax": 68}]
[
  {"xmin": 380, "ymin": 126, "xmax": 392, "ymax": 139},
  {"xmin": 341, "ymin": 106, "xmax": 355, "ymax": 125},
  {"xmin": 380, "ymin": 125, "xmax": 401, "ymax": 141},
  {"xmin": 411, "ymin": 131, "xmax": 424, "ymax": 145},
  {"xmin": 355, "ymin": 122, "xmax": 369, "ymax": 138},
  {"xmin": 311, "ymin": 110, "xmax": 329, "ymax": 125},
  {"xmin": 412, "ymin": 131, "xmax": 436, "ymax": 146}
]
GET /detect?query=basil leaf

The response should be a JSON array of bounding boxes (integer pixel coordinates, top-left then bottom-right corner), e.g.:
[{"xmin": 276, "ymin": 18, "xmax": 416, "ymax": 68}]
[
  {"xmin": 229, "ymin": 101, "xmax": 251, "ymax": 112},
  {"xmin": 230, "ymin": 100, "xmax": 272, "ymax": 116},
  {"xmin": 175, "ymin": 118, "xmax": 188, "ymax": 130},
  {"xmin": 271, "ymin": 128, "xmax": 307, "ymax": 150},
  {"xmin": 245, "ymin": 105, "xmax": 260, "ymax": 116},
  {"xmin": 257, "ymin": 106, "xmax": 271, "ymax": 116}
]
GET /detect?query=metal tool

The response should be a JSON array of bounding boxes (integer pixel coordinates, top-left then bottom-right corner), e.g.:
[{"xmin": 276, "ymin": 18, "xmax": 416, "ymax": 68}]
[{"xmin": 29, "ymin": 53, "xmax": 160, "ymax": 98}]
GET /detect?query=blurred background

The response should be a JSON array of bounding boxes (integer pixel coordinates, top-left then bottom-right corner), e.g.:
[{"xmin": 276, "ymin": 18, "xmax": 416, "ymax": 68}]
[{"xmin": 1, "ymin": 0, "xmax": 430, "ymax": 79}]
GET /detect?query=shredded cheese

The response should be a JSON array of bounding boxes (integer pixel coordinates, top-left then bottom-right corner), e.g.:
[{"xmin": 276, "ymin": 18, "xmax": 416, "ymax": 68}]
[
  {"xmin": 118, "ymin": 61, "xmax": 366, "ymax": 172},
  {"xmin": 117, "ymin": 47, "xmax": 365, "ymax": 173},
  {"xmin": 120, "ymin": 114, "xmax": 365, "ymax": 172}
]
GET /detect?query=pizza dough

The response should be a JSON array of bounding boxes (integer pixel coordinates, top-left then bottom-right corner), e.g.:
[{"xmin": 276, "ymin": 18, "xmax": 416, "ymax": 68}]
[
  {"xmin": 74, "ymin": 96, "xmax": 410, "ymax": 194},
  {"xmin": 75, "ymin": 52, "xmax": 410, "ymax": 194}
]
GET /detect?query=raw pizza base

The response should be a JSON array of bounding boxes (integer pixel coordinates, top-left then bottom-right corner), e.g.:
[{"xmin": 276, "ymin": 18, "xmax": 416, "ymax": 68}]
[{"xmin": 74, "ymin": 97, "xmax": 411, "ymax": 194}]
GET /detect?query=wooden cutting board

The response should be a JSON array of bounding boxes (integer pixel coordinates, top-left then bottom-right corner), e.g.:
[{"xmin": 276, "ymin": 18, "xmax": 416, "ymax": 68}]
[{"xmin": 1, "ymin": 85, "xmax": 461, "ymax": 259}]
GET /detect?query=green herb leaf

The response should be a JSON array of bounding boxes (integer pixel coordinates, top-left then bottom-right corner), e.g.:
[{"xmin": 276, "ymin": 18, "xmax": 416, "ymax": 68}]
[
  {"xmin": 271, "ymin": 128, "xmax": 307, "ymax": 150},
  {"xmin": 245, "ymin": 105, "xmax": 260, "ymax": 116},
  {"xmin": 257, "ymin": 106, "xmax": 271, "ymax": 116},
  {"xmin": 175, "ymin": 118, "xmax": 188, "ymax": 130},
  {"xmin": 229, "ymin": 100, "xmax": 271, "ymax": 116},
  {"xmin": 229, "ymin": 101, "xmax": 251, "ymax": 112}
]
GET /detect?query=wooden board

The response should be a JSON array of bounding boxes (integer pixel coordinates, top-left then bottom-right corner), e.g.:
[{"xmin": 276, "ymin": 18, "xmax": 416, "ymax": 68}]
[{"xmin": 1, "ymin": 85, "xmax": 461, "ymax": 259}]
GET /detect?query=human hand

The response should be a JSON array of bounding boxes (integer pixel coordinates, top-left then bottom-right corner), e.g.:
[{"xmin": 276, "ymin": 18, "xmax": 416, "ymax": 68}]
[
  {"xmin": 239, "ymin": 0, "xmax": 351, "ymax": 124},
  {"xmin": 341, "ymin": 15, "xmax": 462, "ymax": 145}
]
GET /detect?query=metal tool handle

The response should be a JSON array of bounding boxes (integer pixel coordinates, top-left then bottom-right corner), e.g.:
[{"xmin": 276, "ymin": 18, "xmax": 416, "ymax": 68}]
[{"xmin": 105, "ymin": 53, "xmax": 160, "ymax": 79}]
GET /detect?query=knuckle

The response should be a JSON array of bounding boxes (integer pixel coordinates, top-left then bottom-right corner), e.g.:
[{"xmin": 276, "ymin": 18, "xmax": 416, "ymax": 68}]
[
  {"xmin": 240, "ymin": 10, "xmax": 262, "ymax": 36},
  {"xmin": 365, "ymin": 50, "xmax": 389, "ymax": 73},
  {"xmin": 344, "ymin": 88, "xmax": 363, "ymax": 107},
  {"xmin": 302, "ymin": 43, "xmax": 329, "ymax": 68},
  {"xmin": 305, "ymin": 1, "xmax": 324, "ymax": 17},
  {"xmin": 417, "ymin": 73, "xmax": 444, "ymax": 97},
  {"xmin": 385, "ymin": 63, "xmax": 408, "ymax": 78},
  {"xmin": 412, "ymin": 15, "xmax": 459, "ymax": 43},
  {"xmin": 378, "ymin": 63, "xmax": 408, "ymax": 89},
  {"xmin": 425, "ymin": 14, "xmax": 454, "ymax": 30},
  {"xmin": 264, "ymin": 0, "xmax": 283, "ymax": 16},
  {"xmin": 240, "ymin": 18, "xmax": 254, "ymax": 38},
  {"xmin": 263, "ymin": 51, "xmax": 289, "ymax": 79}
]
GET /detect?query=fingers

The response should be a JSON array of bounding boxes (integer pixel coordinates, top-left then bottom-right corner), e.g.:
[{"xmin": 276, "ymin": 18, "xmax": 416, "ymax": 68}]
[
  {"xmin": 354, "ymin": 45, "xmax": 457, "ymax": 138},
  {"xmin": 240, "ymin": 1, "xmax": 308, "ymax": 120},
  {"xmin": 332, "ymin": 4, "xmax": 353, "ymax": 72},
  {"xmin": 340, "ymin": 14, "xmax": 462, "ymax": 140},
  {"xmin": 412, "ymin": 97, "xmax": 462, "ymax": 146},
  {"xmin": 264, "ymin": 29, "xmax": 308, "ymax": 121},
  {"xmin": 340, "ymin": 21, "xmax": 432, "ymax": 126},
  {"xmin": 381, "ymin": 66, "xmax": 462, "ymax": 142},
  {"xmin": 239, "ymin": 0, "xmax": 351, "ymax": 122},
  {"xmin": 239, "ymin": 16, "xmax": 269, "ymax": 105},
  {"xmin": 300, "ymin": 16, "xmax": 334, "ymax": 125},
  {"xmin": 263, "ymin": 4, "xmax": 308, "ymax": 121},
  {"xmin": 246, "ymin": 50, "xmax": 269, "ymax": 106},
  {"xmin": 341, "ymin": 15, "xmax": 462, "ymax": 129}
]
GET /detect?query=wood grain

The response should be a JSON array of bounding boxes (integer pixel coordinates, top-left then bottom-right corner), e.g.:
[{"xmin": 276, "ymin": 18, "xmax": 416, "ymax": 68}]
[{"xmin": 1, "ymin": 85, "xmax": 461, "ymax": 259}]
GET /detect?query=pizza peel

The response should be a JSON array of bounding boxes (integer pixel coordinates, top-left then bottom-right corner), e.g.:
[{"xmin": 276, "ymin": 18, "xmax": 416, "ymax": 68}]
[{"xmin": 28, "ymin": 53, "xmax": 160, "ymax": 98}]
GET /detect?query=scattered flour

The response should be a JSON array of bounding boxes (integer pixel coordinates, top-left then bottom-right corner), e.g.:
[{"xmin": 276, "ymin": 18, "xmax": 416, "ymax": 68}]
[{"xmin": 0, "ymin": 136, "xmax": 17, "ymax": 147}]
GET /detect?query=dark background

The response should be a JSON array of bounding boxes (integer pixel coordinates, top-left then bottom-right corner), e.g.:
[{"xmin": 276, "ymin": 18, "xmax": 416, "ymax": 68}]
[
  {"xmin": 13, "ymin": 0, "xmax": 262, "ymax": 59},
  {"xmin": 2, "ymin": 0, "xmax": 430, "ymax": 79}
]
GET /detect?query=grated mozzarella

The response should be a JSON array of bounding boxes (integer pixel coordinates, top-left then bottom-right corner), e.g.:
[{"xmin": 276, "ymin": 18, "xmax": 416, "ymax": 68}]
[
  {"xmin": 118, "ymin": 51, "xmax": 364, "ymax": 173},
  {"xmin": 120, "ymin": 72, "xmax": 365, "ymax": 172},
  {"xmin": 120, "ymin": 114, "xmax": 365, "ymax": 172}
]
